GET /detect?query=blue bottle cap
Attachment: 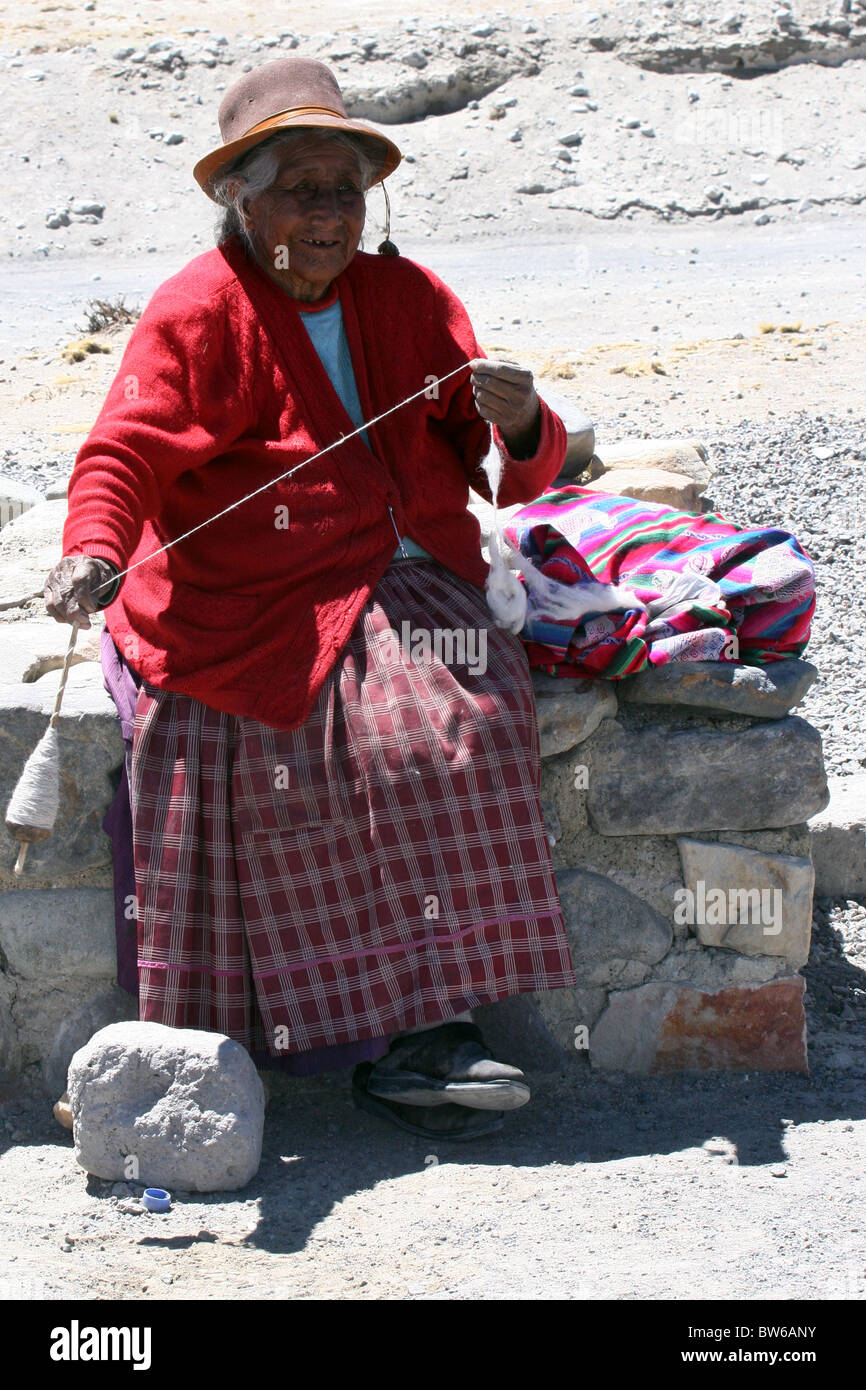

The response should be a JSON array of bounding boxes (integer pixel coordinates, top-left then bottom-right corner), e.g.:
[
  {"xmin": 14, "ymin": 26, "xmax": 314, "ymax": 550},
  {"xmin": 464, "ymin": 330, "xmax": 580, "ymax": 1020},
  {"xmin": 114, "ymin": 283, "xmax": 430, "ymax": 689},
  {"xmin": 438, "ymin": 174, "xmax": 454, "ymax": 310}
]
[{"xmin": 142, "ymin": 1188, "xmax": 172, "ymax": 1212}]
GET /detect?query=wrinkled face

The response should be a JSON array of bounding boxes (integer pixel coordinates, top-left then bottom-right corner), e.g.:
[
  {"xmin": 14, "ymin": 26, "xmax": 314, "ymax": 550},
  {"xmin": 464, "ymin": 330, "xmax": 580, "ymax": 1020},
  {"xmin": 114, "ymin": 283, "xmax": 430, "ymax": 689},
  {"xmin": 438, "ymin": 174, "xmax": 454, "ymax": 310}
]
[{"xmin": 240, "ymin": 137, "xmax": 366, "ymax": 300}]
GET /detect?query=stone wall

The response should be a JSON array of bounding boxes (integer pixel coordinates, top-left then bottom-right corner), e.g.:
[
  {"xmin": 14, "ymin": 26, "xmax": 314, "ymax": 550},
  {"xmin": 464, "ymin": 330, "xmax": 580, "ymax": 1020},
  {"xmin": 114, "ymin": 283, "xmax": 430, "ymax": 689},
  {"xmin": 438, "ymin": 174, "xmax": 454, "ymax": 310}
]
[
  {"xmin": 0, "ymin": 612, "xmax": 137, "ymax": 1096},
  {"xmin": 0, "ymin": 486, "xmax": 831, "ymax": 1089},
  {"xmin": 514, "ymin": 659, "xmax": 827, "ymax": 1073},
  {"xmin": 0, "ymin": 618, "xmax": 827, "ymax": 1089}
]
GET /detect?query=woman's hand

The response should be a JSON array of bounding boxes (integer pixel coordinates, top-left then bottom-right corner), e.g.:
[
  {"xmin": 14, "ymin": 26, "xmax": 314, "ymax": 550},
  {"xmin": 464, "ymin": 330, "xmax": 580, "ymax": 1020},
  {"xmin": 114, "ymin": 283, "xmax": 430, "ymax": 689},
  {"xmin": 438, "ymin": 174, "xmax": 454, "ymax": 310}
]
[
  {"xmin": 469, "ymin": 358, "xmax": 541, "ymax": 459},
  {"xmin": 44, "ymin": 555, "xmax": 117, "ymax": 629}
]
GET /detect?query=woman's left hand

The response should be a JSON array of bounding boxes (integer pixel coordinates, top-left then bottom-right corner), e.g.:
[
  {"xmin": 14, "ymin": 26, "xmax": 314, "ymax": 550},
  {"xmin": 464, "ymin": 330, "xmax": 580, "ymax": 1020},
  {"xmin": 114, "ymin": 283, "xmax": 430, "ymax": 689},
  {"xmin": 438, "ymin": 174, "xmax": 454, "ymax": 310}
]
[
  {"xmin": 469, "ymin": 361, "xmax": 539, "ymax": 436},
  {"xmin": 468, "ymin": 358, "xmax": 541, "ymax": 456}
]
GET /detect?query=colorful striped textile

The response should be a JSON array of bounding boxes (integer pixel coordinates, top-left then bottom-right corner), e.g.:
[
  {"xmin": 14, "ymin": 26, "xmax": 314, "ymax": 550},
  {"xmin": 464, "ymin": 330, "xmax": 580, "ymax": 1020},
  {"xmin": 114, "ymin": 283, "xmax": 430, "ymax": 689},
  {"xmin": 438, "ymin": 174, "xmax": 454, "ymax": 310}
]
[{"xmin": 503, "ymin": 486, "xmax": 816, "ymax": 679}]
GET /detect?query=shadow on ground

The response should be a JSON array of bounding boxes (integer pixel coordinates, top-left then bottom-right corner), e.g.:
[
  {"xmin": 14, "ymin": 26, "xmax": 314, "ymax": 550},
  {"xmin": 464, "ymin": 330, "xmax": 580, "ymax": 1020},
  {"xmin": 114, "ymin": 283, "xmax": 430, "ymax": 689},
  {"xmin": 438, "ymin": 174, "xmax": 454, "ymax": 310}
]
[
  {"xmin": 2, "ymin": 898, "xmax": 863, "ymax": 1263},
  {"xmin": 196, "ymin": 1056, "xmax": 866, "ymax": 1257}
]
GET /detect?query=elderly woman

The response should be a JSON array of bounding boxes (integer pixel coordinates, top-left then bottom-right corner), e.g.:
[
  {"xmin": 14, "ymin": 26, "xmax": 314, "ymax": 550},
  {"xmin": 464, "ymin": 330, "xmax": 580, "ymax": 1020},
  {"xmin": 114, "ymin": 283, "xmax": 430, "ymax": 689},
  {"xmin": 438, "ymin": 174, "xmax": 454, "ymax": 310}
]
[{"xmin": 45, "ymin": 56, "xmax": 575, "ymax": 1140}]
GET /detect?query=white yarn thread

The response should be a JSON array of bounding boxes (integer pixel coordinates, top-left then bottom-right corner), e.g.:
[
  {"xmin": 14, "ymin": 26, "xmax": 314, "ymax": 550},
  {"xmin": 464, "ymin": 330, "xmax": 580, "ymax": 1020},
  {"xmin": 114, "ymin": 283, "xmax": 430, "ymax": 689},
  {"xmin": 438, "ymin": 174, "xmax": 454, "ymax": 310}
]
[
  {"xmin": 5, "ymin": 726, "xmax": 60, "ymax": 832},
  {"xmin": 6, "ymin": 622, "xmax": 78, "ymax": 871}
]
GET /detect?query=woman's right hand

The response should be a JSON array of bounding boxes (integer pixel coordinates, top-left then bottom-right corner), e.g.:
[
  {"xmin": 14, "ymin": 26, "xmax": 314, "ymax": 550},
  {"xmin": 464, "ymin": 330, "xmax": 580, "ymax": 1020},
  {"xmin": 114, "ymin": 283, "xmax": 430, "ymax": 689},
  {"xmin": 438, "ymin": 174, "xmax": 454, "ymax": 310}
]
[{"xmin": 44, "ymin": 555, "xmax": 117, "ymax": 629}]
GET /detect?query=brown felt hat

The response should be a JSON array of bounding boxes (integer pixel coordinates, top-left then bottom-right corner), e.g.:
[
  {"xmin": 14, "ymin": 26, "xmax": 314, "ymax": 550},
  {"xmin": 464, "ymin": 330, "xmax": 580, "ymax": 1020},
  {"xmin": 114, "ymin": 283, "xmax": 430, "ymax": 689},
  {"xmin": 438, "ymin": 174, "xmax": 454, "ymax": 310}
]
[{"xmin": 193, "ymin": 56, "xmax": 402, "ymax": 199}]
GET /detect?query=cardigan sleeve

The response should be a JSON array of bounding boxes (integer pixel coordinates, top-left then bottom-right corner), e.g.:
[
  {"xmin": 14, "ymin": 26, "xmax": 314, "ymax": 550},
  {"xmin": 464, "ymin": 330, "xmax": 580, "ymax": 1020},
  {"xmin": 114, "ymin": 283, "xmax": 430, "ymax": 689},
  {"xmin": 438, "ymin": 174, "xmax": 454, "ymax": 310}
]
[
  {"xmin": 62, "ymin": 284, "xmax": 255, "ymax": 572},
  {"xmin": 426, "ymin": 271, "xmax": 568, "ymax": 508}
]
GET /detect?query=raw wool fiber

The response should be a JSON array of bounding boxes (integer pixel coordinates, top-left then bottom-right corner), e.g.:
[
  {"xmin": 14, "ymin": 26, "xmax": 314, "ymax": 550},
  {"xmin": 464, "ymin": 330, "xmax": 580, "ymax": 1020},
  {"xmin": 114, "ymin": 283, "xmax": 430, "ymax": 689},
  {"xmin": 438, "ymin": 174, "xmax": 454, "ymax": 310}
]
[
  {"xmin": 481, "ymin": 443, "xmax": 649, "ymax": 637},
  {"xmin": 481, "ymin": 442, "xmax": 528, "ymax": 635}
]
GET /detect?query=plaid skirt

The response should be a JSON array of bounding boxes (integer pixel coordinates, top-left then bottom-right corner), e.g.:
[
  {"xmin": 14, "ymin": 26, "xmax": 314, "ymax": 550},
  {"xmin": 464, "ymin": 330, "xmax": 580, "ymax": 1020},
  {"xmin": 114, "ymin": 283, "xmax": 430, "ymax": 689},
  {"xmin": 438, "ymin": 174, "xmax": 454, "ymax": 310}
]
[{"xmin": 130, "ymin": 557, "xmax": 574, "ymax": 1057}]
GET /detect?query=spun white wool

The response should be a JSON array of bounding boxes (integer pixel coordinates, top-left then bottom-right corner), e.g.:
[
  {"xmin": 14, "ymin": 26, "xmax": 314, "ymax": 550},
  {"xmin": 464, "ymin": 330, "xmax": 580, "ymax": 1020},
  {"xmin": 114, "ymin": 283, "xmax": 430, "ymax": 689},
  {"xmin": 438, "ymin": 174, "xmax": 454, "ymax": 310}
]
[
  {"xmin": 5, "ymin": 725, "xmax": 60, "ymax": 831},
  {"xmin": 6, "ymin": 623, "xmax": 76, "ymax": 866}
]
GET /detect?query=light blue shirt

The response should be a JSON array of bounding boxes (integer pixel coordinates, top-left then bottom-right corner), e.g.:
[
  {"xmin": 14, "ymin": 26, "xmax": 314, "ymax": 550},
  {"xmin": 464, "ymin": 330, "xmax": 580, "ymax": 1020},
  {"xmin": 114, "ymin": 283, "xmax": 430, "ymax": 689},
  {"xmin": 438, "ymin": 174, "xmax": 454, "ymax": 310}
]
[{"xmin": 298, "ymin": 298, "xmax": 432, "ymax": 562}]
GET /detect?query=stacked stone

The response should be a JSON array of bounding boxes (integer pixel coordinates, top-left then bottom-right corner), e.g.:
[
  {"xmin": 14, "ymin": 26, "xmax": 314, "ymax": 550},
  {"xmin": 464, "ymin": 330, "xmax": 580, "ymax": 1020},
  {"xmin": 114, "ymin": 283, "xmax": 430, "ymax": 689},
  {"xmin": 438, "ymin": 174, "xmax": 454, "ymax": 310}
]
[
  {"xmin": 584, "ymin": 436, "xmax": 715, "ymax": 512},
  {"xmin": 0, "ymin": 498, "xmax": 133, "ymax": 1094},
  {"xmin": 0, "ymin": 485, "xmax": 841, "ymax": 1088},
  {"xmin": 469, "ymin": 430, "xmax": 835, "ymax": 1075},
  {"xmin": 521, "ymin": 657, "xmax": 828, "ymax": 1073},
  {"xmin": 0, "ymin": 672, "xmax": 133, "ymax": 1092}
]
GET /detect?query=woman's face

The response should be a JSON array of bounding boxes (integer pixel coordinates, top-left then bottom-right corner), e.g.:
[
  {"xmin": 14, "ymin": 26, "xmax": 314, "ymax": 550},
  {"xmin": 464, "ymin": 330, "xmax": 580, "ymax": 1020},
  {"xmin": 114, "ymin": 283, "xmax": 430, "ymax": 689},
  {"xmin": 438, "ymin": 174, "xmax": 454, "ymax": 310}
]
[{"xmin": 240, "ymin": 137, "xmax": 366, "ymax": 301}]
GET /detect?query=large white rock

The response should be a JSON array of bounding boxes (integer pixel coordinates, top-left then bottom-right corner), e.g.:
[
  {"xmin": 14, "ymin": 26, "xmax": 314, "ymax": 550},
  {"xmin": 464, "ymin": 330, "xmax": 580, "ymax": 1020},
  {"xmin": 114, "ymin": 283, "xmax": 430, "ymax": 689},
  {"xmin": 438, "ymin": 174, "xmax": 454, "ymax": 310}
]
[
  {"xmin": 68, "ymin": 1021, "xmax": 265, "ymax": 1192},
  {"xmin": 583, "ymin": 466, "xmax": 701, "ymax": 512},
  {"xmin": 809, "ymin": 773, "xmax": 866, "ymax": 898},
  {"xmin": 593, "ymin": 437, "xmax": 712, "ymax": 488}
]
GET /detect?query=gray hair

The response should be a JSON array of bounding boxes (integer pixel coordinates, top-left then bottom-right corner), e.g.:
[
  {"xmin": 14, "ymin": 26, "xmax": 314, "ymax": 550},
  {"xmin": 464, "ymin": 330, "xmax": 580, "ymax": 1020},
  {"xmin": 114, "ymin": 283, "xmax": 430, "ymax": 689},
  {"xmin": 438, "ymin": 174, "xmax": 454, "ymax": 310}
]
[{"xmin": 212, "ymin": 128, "xmax": 380, "ymax": 249}]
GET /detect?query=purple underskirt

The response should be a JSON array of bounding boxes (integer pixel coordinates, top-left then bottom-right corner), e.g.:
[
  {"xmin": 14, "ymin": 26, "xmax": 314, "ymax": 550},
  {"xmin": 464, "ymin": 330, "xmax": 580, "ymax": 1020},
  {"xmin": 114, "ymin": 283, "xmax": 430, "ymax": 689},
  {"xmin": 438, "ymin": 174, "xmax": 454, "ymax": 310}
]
[{"xmin": 99, "ymin": 627, "xmax": 389, "ymax": 1075}]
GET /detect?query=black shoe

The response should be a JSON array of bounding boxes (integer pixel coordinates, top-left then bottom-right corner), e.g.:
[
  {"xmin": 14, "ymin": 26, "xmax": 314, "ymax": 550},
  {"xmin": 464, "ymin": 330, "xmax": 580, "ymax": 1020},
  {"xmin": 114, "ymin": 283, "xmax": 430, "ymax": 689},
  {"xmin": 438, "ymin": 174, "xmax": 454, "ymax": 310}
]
[
  {"xmin": 352, "ymin": 1063, "xmax": 505, "ymax": 1140},
  {"xmin": 363, "ymin": 1022, "xmax": 530, "ymax": 1111}
]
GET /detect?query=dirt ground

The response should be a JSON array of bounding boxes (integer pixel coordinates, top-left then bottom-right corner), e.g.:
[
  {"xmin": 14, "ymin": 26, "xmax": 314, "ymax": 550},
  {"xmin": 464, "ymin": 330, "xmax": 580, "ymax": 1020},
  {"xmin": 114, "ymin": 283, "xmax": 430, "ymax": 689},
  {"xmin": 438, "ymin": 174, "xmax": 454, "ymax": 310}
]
[
  {"xmin": 0, "ymin": 1057, "xmax": 863, "ymax": 1301},
  {"xmin": 3, "ymin": 213, "xmax": 865, "ymax": 463},
  {"xmin": 1, "ymin": 0, "xmax": 865, "ymax": 1303}
]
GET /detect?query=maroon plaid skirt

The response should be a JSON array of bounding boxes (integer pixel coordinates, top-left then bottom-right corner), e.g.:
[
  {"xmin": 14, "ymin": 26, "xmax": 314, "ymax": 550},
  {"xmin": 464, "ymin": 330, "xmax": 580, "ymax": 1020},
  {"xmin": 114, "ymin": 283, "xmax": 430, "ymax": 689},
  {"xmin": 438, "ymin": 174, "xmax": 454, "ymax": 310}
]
[{"xmin": 130, "ymin": 557, "xmax": 574, "ymax": 1057}]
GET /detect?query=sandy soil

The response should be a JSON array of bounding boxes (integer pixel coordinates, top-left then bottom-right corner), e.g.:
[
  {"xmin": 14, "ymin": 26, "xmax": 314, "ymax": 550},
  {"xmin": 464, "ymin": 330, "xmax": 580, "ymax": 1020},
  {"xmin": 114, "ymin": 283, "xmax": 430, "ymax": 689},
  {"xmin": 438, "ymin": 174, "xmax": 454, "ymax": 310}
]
[
  {"xmin": 1, "ymin": 1054, "xmax": 864, "ymax": 1302},
  {"xmin": 3, "ymin": 215, "xmax": 865, "ymax": 474}
]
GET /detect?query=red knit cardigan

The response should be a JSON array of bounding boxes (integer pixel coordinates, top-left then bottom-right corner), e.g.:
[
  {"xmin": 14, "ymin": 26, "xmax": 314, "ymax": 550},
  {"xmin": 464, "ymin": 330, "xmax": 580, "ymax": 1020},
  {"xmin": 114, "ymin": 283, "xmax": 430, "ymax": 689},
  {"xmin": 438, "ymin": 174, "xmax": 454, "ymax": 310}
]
[{"xmin": 63, "ymin": 235, "xmax": 567, "ymax": 730}]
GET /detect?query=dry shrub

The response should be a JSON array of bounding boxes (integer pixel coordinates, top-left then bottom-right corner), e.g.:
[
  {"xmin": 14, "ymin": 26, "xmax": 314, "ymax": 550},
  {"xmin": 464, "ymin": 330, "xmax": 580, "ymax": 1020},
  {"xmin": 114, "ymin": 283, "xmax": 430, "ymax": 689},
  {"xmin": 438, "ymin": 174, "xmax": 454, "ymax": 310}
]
[{"xmin": 79, "ymin": 297, "xmax": 141, "ymax": 335}]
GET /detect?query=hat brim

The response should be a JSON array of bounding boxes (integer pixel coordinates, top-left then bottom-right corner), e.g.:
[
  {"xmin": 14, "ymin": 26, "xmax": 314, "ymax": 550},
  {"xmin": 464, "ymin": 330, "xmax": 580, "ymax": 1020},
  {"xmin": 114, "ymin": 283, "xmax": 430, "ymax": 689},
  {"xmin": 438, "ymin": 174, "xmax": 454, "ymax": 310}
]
[{"xmin": 193, "ymin": 110, "xmax": 402, "ymax": 199}]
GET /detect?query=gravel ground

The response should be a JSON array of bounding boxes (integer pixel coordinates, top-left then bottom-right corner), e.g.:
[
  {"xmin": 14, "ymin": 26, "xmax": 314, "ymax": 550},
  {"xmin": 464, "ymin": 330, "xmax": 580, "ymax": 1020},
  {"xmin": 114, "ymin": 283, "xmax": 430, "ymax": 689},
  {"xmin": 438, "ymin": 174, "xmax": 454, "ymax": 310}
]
[{"xmin": 702, "ymin": 410, "xmax": 866, "ymax": 781}]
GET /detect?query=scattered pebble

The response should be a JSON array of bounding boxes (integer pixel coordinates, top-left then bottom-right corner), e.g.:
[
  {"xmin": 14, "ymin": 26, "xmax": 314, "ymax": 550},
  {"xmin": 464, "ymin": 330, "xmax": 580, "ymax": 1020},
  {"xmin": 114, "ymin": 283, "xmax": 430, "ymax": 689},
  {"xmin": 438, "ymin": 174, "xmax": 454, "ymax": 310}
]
[{"xmin": 707, "ymin": 412, "xmax": 866, "ymax": 779}]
